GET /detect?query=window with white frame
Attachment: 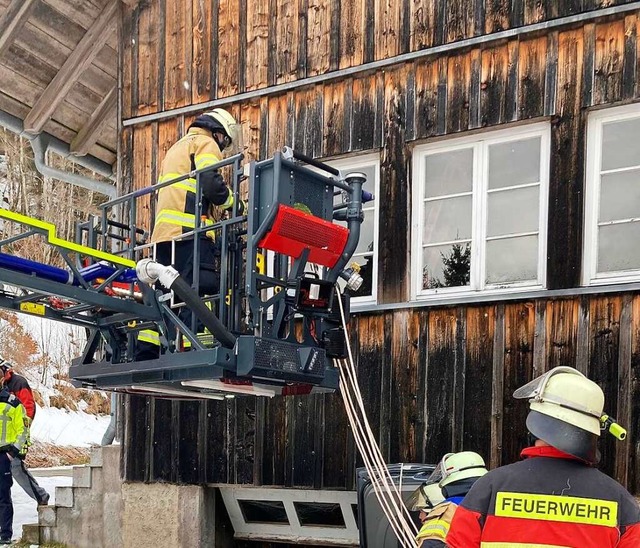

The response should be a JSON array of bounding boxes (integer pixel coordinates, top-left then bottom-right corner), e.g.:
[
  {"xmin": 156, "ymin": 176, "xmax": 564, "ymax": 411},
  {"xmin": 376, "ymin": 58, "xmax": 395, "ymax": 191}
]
[
  {"xmin": 412, "ymin": 123, "xmax": 549, "ymax": 297},
  {"xmin": 329, "ymin": 155, "xmax": 379, "ymax": 303},
  {"xmin": 583, "ymin": 104, "xmax": 640, "ymax": 285}
]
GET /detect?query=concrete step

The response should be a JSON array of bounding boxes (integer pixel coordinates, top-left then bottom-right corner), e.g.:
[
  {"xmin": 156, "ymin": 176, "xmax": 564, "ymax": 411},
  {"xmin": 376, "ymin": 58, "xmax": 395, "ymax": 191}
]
[
  {"xmin": 21, "ymin": 523, "xmax": 40, "ymax": 544},
  {"xmin": 55, "ymin": 485, "xmax": 74, "ymax": 508},
  {"xmin": 38, "ymin": 505, "xmax": 56, "ymax": 527},
  {"xmin": 72, "ymin": 465, "xmax": 92, "ymax": 488},
  {"xmin": 89, "ymin": 446, "xmax": 103, "ymax": 467}
]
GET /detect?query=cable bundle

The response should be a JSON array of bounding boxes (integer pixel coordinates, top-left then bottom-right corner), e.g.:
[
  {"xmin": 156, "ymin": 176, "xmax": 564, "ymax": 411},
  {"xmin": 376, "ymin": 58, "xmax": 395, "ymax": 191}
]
[{"xmin": 335, "ymin": 294, "xmax": 418, "ymax": 547}]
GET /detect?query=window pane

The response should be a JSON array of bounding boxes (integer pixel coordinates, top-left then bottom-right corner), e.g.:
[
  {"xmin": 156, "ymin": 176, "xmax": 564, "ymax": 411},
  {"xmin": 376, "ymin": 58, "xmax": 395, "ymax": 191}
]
[
  {"xmin": 424, "ymin": 148, "xmax": 473, "ymax": 198},
  {"xmin": 486, "ymin": 235, "xmax": 538, "ymax": 284},
  {"xmin": 239, "ymin": 500, "xmax": 289, "ymax": 524},
  {"xmin": 422, "ymin": 243, "xmax": 471, "ymax": 289},
  {"xmin": 294, "ymin": 502, "xmax": 346, "ymax": 527},
  {"xmin": 597, "ymin": 221, "xmax": 640, "ymax": 273},
  {"xmin": 599, "ymin": 169, "xmax": 640, "ymax": 223},
  {"xmin": 487, "ymin": 186, "xmax": 539, "ymax": 238},
  {"xmin": 488, "ymin": 137, "xmax": 541, "ymax": 189},
  {"xmin": 601, "ymin": 117, "xmax": 640, "ymax": 171},
  {"xmin": 423, "ymin": 195, "xmax": 472, "ymax": 243},
  {"xmin": 332, "ymin": 161, "xmax": 377, "ymax": 300}
]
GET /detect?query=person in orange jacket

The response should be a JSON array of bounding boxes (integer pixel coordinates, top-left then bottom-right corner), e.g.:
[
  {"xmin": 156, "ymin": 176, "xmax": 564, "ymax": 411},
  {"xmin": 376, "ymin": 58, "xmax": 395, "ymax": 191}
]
[{"xmin": 446, "ymin": 366, "xmax": 640, "ymax": 547}]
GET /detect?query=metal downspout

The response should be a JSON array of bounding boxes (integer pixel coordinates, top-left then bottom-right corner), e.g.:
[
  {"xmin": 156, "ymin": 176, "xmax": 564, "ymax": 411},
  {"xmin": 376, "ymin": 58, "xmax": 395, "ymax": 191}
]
[
  {"xmin": 0, "ymin": 110, "xmax": 116, "ymax": 198},
  {"xmin": 101, "ymin": 392, "xmax": 117, "ymax": 445}
]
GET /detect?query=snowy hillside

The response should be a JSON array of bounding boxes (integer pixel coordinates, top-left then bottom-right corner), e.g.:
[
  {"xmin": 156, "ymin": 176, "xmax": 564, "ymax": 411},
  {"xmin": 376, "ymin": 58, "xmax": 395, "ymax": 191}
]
[
  {"xmin": 0, "ymin": 313, "xmax": 111, "ymax": 461},
  {"xmin": 31, "ymin": 405, "xmax": 110, "ymax": 448}
]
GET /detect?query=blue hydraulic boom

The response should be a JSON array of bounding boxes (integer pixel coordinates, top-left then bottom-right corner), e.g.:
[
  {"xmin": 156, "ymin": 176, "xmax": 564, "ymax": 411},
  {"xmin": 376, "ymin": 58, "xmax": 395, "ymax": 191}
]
[{"xmin": 0, "ymin": 150, "xmax": 370, "ymax": 399}]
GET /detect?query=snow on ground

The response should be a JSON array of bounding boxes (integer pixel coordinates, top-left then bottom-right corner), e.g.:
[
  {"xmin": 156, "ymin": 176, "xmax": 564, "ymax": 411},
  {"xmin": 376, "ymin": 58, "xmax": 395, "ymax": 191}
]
[
  {"xmin": 12, "ymin": 474, "xmax": 72, "ymax": 541},
  {"xmin": 31, "ymin": 405, "xmax": 111, "ymax": 447}
]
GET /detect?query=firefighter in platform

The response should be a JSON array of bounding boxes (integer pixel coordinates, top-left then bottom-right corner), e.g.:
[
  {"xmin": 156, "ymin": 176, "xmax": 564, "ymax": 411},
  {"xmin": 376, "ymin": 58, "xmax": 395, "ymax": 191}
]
[
  {"xmin": 414, "ymin": 451, "xmax": 488, "ymax": 546},
  {"xmin": 137, "ymin": 108, "xmax": 243, "ymax": 358},
  {"xmin": 446, "ymin": 366, "xmax": 640, "ymax": 547},
  {"xmin": 0, "ymin": 372, "xmax": 28, "ymax": 544},
  {"xmin": 0, "ymin": 358, "xmax": 49, "ymax": 506}
]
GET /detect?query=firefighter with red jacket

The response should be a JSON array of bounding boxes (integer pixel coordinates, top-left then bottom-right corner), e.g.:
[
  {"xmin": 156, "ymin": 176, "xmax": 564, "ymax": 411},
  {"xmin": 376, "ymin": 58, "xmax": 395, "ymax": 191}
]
[
  {"xmin": 137, "ymin": 108, "xmax": 243, "ymax": 357},
  {"xmin": 0, "ymin": 358, "xmax": 49, "ymax": 506},
  {"xmin": 446, "ymin": 366, "xmax": 640, "ymax": 547}
]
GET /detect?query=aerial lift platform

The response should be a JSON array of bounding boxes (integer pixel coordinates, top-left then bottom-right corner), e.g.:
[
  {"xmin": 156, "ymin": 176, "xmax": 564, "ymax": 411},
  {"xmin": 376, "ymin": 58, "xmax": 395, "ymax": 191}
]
[{"xmin": 0, "ymin": 149, "xmax": 369, "ymax": 399}]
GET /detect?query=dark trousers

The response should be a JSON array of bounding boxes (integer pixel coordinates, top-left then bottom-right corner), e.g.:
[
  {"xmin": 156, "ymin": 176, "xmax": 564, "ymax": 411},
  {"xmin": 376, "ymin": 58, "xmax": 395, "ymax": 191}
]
[
  {"xmin": 0, "ymin": 453, "xmax": 13, "ymax": 541},
  {"xmin": 136, "ymin": 238, "xmax": 220, "ymax": 360},
  {"xmin": 11, "ymin": 457, "xmax": 48, "ymax": 505}
]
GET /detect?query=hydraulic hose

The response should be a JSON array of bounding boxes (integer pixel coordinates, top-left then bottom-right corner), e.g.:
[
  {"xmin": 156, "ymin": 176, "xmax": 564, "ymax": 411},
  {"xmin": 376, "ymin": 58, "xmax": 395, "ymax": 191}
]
[{"xmin": 136, "ymin": 259, "xmax": 237, "ymax": 349}]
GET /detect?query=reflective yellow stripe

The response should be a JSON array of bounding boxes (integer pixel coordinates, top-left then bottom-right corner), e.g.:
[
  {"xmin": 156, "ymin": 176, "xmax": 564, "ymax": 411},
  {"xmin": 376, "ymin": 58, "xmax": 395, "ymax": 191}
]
[
  {"xmin": 158, "ymin": 174, "xmax": 197, "ymax": 193},
  {"xmin": 0, "ymin": 209, "xmax": 135, "ymax": 267},
  {"xmin": 158, "ymin": 172, "xmax": 184, "ymax": 182},
  {"xmin": 138, "ymin": 330, "xmax": 161, "ymax": 346},
  {"xmin": 174, "ymin": 181, "xmax": 197, "ymax": 193},
  {"xmin": 194, "ymin": 153, "xmax": 220, "ymax": 168},
  {"xmin": 155, "ymin": 209, "xmax": 196, "ymax": 228},
  {"xmin": 220, "ymin": 188, "xmax": 234, "ymax": 209},
  {"xmin": 495, "ymin": 492, "xmax": 618, "ymax": 527},
  {"xmin": 415, "ymin": 519, "xmax": 449, "ymax": 541}
]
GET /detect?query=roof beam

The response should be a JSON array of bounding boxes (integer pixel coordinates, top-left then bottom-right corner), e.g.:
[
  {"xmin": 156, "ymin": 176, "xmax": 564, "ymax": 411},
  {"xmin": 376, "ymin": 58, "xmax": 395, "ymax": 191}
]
[
  {"xmin": 71, "ymin": 87, "xmax": 116, "ymax": 157},
  {"xmin": 23, "ymin": 0, "xmax": 118, "ymax": 135},
  {"xmin": 0, "ymin": 0, "xmax": 37, "ymax": 58}
]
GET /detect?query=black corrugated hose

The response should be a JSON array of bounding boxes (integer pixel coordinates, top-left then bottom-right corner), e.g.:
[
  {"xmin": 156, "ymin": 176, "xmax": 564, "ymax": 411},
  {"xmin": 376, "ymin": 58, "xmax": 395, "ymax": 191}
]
[{"xmin": 170, "ymin": 275, "xmax": 237, "ymax": 349}]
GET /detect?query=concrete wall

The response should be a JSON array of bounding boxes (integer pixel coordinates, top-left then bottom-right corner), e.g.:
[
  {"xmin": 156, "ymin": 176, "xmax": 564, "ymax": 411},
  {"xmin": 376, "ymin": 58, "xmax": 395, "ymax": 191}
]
[
  {"xmin": 24, "ymin": 445, "xmax": 220, "ymax": 548},
  {"xmin": 122, "ymin": 482, "xmax": 216, "ymax": 547}
]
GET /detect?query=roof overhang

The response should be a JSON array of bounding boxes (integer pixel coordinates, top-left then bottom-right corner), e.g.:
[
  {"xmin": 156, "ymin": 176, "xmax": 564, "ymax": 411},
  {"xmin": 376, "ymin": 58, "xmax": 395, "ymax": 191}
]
[{"xmin": 0, "ymin": 0, "xmax": 122, "ymax": 177}]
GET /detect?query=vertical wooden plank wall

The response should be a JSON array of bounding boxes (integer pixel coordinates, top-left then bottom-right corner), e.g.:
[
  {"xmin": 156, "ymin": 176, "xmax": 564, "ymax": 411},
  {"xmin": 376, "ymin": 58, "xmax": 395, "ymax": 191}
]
[
  {"xmin": 122, "ymin": 11, "xmax": 639, "ymax": 295},
  {"xmin": 120, "ymin": 1, "xmax": 640, "ymax": 117},
  {"xmin": 123, "ymin": 294, "xmax": 640, "ymax": 491},
  {"xmin": 119, "ymin": 4, "xmax": 640, "ymax": 492}
]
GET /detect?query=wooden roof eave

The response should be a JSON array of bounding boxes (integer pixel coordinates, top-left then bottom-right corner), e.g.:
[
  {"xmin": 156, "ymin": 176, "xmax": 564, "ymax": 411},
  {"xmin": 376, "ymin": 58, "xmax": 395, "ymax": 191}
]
[{"xmin": 0, "ymin": 0, "xmax": 119, "ymax": 172}]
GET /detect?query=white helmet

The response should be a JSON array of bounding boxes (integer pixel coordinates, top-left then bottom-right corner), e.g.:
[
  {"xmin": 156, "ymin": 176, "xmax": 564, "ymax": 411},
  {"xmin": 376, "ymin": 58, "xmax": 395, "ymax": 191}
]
[
  {"xmin": 0, "ymin": 355, "xmax": 12, "ymax": 372},
  {"xmin": 192, "ymin": 108, "xmax": 243, "ymax": 154},
  {"xmin": 514, "ymin": 366, "xmax": 607, "ymax": 463},
  {"xmin": 427, "ymin": 451, "xmax": 488, "ymax": 489}
]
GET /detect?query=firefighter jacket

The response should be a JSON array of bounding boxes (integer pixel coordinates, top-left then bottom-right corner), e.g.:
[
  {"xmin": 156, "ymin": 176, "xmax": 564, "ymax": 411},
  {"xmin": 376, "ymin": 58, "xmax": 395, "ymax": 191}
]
[
  {"xmin": 4, "ymin": 370, "xmax": 35, "ymax": 421},
  {"xmin": 416, "ymin": 500, "xmax": 459, "ymax": 547},
  {"xmin": 446, "ymin": 445, "xmax": 640, "ymax": 547},
  {"xmin": 0, "ymin": 387, "xmax": 26, "ymax": 452},
  {"xmin": 151, "ymin": 127, "xmax": 234, "ymax": 245}
]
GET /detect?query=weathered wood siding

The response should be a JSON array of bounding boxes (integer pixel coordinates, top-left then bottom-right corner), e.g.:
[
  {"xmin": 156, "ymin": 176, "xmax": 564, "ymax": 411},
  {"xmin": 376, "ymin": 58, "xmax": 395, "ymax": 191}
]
[
  {"xmin": 120, "ymin": 0, "xmax": 640, "ymax": 118},
  {"xmin": 118, "ymin": 3, "xmax": 640, "ymax": 494},
  {"xmin": 121, "ymin": 9, "xmax": 640, "ymax": 298},
  {"xmin": 124, "ymin": 292, "xmax": 640, "ymax": 492}
]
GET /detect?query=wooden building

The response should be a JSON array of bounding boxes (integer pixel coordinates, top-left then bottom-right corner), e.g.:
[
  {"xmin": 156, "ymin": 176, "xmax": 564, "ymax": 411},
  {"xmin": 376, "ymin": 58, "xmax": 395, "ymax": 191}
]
[{"xmin": 119, "ymin": 0, "xmax": 640, "ymax": 517}]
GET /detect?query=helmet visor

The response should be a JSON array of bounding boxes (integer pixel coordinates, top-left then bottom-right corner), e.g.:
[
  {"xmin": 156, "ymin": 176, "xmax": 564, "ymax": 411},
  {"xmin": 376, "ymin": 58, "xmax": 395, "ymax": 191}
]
[
  {"xmin": 224, "ymin": 122, "xmax": 244, "ymax": 156},
  {"xmin": 407, "ymin": 485, "xmax": 429, "ymax": 511},
  {"xmin": 424, "ymin": 453, "xmax": 454, "ymax": 486},
  {"xmin": 513, "ymin": 366, "xmax": 585, "ymax": 400}
]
